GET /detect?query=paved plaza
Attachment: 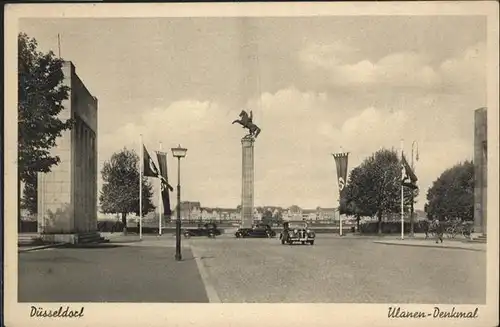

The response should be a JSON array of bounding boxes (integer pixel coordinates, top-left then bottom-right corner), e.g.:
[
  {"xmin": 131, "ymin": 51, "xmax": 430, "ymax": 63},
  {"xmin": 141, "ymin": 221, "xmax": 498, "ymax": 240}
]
[
  {"xmin": 18, "ymin": 243, "xmax": 208, "ymax": 302},
  {"xmin": 18, "ymin": 234, "xmax": 486, "ymax": 303}
]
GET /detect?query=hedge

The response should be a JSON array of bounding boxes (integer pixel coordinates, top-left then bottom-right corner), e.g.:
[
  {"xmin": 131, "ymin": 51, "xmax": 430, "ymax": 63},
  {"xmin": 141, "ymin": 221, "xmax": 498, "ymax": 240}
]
[
  {"xmin": 19, "ymin": 220, "xmax": 38, "ymax": 233},
  {"xmin": 357, "ymin": 221, "xmax": 464, "ymax": 234},
  {"xmin": 97, "ymin": 220, "xmax": 125, "ymax": 232}
]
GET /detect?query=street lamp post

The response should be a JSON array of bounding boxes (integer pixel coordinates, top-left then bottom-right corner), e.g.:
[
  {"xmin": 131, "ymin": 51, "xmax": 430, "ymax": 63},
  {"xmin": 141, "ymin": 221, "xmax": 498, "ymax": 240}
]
[{"xmin": 172, "ymin": 144, "xmax": 187, "ymax": 261}]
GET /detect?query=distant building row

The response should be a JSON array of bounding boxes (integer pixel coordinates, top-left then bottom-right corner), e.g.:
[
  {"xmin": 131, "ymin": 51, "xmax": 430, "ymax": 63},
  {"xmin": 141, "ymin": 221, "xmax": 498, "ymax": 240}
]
[
  {"xmin": 97, "ymin": 201, "xmax": 428, "ymax": 222},
  {"xmin": 97, "ymin": 202, "xmax": 340, "ymax": 221},
  {"xmin": 169, "ymin": 202, "xmax": 340, "ymax": 221}
]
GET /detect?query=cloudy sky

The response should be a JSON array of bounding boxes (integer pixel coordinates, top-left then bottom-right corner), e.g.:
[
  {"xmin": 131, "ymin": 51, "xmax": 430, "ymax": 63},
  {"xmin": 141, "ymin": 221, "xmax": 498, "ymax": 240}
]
[{"xmin": 20, "ymin": 16, "xmax": 486, "ymax": 209}]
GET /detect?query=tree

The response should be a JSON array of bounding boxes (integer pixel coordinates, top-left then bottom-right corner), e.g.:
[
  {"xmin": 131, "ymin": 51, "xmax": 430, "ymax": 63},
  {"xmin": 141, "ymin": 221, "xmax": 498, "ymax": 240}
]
[
  {"xmin": 273, "ymin": 208, "xmax": 284, "ymax": 225},
  {"xmin": 18, "ymin": 33, "xmax": 74, "ymax": 219},
  {"xmin": 261, "ymin": 209, "xmax": 274, "ymax": 225},
  {"xmin": 425, "ymin": 161, "xmax": 474, "ymax": 221},
  {"xmin": 339, "ymin": 166, "xmax": 372, "ymax": 232},
  {"xmin": 21, "ymin": 175, "xmax": 38, "ymax": 215},
  {"xmin": 343, "ymin": 148, "xmax": 418, "ymax": 234},
  {"xmin": 99, "ymin": 148, "xmax": 156, "ymax": 234}
]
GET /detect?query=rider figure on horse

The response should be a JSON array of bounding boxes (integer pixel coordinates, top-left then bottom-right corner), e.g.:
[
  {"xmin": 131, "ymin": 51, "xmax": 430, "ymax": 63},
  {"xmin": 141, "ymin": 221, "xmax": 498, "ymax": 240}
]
[{"xmin": 232, "ymin": 109, "xmax": 262, "ymax": 138}]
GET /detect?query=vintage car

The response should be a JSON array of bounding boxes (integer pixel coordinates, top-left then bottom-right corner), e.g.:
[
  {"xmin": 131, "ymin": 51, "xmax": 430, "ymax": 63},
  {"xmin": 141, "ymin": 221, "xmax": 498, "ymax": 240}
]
[
  {"xmin": 183, "ymin": 223, "xmax": 221, "ymax": 238},
  {"xmin": 235, "ymin": 223, "xmax": 276, "ymax": 238},
  {"xmin": 280, "ymin": 221, "xmax": 315, "ymax": 245}
]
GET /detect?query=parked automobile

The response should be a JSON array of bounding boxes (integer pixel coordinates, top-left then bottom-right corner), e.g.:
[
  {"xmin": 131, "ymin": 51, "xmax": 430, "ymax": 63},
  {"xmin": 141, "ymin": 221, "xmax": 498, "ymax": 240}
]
[
  {"xmin": 235, "ymin": 223, "xmax": 276, "ymax": 238},
  {"xmin": 183, "ymin": 223, "xmax": 221, "ymax": 238},
  {"xmin": 280, "ymin": 221, "xmax": 315, "ymax": 245}
]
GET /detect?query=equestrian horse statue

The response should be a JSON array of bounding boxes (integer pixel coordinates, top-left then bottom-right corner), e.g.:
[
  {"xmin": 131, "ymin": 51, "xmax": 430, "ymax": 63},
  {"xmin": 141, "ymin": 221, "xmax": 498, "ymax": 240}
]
[{"xmin": 232, "ymin": 109, "xmax": 261, "ymax": 138}]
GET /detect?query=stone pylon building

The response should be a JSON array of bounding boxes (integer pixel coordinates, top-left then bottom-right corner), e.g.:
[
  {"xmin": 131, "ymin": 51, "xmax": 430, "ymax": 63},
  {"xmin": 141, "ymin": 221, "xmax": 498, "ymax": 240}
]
[
  {"xmin": 37, "ymin": 61, "xmax": 99, "ymax": 243},
  {"xmin": 473, "ymin": 107, "xmax": 487, "ymax": 237}
]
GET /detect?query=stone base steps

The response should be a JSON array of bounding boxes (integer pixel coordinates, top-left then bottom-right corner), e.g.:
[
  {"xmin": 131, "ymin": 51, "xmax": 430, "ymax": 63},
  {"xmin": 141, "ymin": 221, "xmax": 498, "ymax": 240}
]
[
  {"xmin": 37, "ymin": 231, "xmax": 109, "ymax": 244},
  {"xmin": 19, "ymin": 234, "xmax": 37, "ymax": 241},
  {"xmin": 469, "ymin": 234, "xmax": 487, "ymax": 243},
  {"xmin": 77, "ymin": 232, "xmax": 109, "ymax": 244},
  {"xmin": 18, "ymin": 233, "xmax": 41, "ymax": 245},
  {"xmin": 19, "ymin": 231, "xmax": 109, "ymax": 246}
]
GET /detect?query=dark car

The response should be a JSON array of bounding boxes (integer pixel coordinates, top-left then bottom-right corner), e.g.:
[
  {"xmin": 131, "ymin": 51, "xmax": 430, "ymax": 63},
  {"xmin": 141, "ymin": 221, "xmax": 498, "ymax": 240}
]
[
  {"xmin": 235, "ymin": 223, "xmax": 276, "ymax": 238},
  {"xmin": 183, "ymin": 223, "xmax": 221, "ymax": 238},
  {"xmin": 280, "ymin": 221, "xmax": 315, "ymax": 245}
]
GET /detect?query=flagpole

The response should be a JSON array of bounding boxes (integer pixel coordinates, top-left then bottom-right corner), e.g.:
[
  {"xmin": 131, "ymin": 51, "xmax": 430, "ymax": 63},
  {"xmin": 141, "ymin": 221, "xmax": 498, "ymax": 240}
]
[
  {"xmin": 57, "ymin": 33, "xmax": 61, "ymax": 58},
  {"xmin": 400, "ymin": 139, "xmax": 404, "ymax": 240},
  {"xmin": 158, "ymin": 142, "xmax": 163, "ymax": 236},
  {"xmin": 410, "ymin": 141, "xmax": 418, "ymax": 238},
  {"xmin": 339, "ymin": 147, "xmax": 343, "ymax": 237},
  {"xmin": 139, "ymin": 134, "xmax": 143, "ymax": 240}
]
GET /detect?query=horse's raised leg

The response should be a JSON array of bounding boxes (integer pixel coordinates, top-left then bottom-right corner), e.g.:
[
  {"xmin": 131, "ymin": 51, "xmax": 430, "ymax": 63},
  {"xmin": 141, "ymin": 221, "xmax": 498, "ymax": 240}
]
[{"xmin": 254, "ymin": 127, "xmax": 261, "ymax": 138}]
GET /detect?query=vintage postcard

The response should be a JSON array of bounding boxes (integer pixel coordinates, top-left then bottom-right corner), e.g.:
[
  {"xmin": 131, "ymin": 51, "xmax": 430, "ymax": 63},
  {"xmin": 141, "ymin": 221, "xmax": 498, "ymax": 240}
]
[{"xmin": 3, "ymin": 2, "xmax": 499, "ymax": 327}]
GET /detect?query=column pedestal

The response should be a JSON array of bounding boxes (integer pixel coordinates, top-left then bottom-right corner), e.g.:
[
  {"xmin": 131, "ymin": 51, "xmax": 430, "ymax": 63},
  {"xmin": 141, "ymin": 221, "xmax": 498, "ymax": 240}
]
[{"xmin": 241, "ymin": 135, "xmax": 255, "ymax": 228}]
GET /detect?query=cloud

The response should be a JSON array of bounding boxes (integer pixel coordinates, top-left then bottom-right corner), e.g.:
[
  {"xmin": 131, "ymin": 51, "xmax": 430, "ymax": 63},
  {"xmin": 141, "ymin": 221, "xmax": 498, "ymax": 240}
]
[
  {"xmin": 97, "ymin": 99, "xmax": 244, "ymax": 206},
  {"xmin": 98, "ymin": 84, "xmax": 477, "ymax": 210},
  {"xmin": 332, "ymin": 107, "xmax": 408, "ymax": 148},
  {"xmin": 438, "ymin": 42, "xmax": 487, "ymax": 95},
  {"xmin": 100, "ymin": 99, "xmax": 234, "ymax": 152},
  {"xmin": 98, "ymin": 89, "xmax": 348, "ymax": 208},
  {"xmin": 299, "ymin": 42, "xmax": 358, "ymax": 68},
  {"xmin": 299, "ymin": 41, "xmax": 486, "ymax": 93},
  {"xmin": 319, "ymin": 105, "xmax": 473, "ymax": 203},
  {"xmin": 98, "ymin": 39, "xmax": 485, "ymax": 210},
  {"xmin": 21, "ymin": 18, "xmax": 487, "ymax": 215}
]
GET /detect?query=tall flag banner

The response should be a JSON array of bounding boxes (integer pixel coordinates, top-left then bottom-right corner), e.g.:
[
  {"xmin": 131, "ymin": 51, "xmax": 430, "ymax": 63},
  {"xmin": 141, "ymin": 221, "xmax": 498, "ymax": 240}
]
[
  {"xmin": 401, "ymin": 153, "xmax": 418, "ymax": 189},
  {"xmin": 333, "ymin": 152, "xmax": 350, "ymax": 196},
  {"xmin": 143, "ymin": 145, "xmax": 160, "ymax": 177},
  {"xmin": 156, "ymin": 151, "xmax": 174, "ymax": 216}
]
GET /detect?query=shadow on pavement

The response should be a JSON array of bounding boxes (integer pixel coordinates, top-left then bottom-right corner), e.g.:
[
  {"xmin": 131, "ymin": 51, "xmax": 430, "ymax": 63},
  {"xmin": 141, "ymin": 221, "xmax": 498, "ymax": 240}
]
[
  {"xmin": 374, "ymin": 241, "xmax": 485, "ymax": 252},
  {"xmin": 60, "ymin": 243, "xmax": 126, "ymax": 249},
  {"xmin": 18, "ymin": 242, "xmax": 47, "ymax": 247},
  {"xmin": 108, "ymin": 239, "xmax": 144, "ymax": 244}
]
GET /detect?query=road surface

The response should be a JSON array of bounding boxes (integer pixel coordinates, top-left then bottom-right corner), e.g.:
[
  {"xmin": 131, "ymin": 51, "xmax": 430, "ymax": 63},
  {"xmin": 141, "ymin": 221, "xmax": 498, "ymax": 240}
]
[
  {"xmin": 188, "ymin": 235, "xmax": 486, "ymax": 303},
  {"xmin": 18, "ymin": 234, "xmax": 485, "ymax": 303}
]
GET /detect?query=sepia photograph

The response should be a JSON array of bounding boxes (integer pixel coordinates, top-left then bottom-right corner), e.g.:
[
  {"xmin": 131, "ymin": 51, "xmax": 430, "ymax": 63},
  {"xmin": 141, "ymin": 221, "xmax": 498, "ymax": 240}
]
[{"xmin": 3, "ymin": 2, "xmax": 499, "ymax": 327}]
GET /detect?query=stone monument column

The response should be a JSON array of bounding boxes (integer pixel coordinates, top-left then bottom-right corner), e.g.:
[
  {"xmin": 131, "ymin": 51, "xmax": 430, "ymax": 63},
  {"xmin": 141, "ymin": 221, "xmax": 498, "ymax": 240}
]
[
  {"xmin": 474, "ymin": 107, "xmax": 487, "ymax": 236},
  {"xmin": 241, "ymin": 135, "xmax": 255, "ymax": 228},
  {"xmin": 36, "ymin": 61, "xmax": 99, "ymax": 244}
]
